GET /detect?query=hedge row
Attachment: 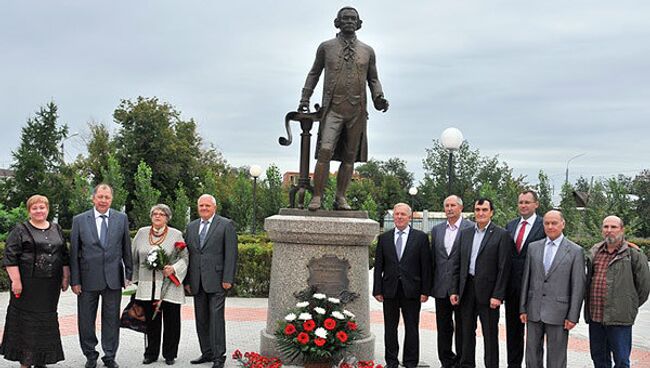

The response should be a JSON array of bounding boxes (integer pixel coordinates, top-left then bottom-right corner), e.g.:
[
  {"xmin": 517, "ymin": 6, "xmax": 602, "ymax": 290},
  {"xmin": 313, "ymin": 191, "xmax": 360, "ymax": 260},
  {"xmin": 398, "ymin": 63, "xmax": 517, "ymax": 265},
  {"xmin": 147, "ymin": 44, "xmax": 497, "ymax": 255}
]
[
  {"xmin": 0, "ymin": 234, "xmax": 647, "ymax": 296},
  {"xmin": 0, "ymin": 234, "xmax": 276, "ymax": 297}
]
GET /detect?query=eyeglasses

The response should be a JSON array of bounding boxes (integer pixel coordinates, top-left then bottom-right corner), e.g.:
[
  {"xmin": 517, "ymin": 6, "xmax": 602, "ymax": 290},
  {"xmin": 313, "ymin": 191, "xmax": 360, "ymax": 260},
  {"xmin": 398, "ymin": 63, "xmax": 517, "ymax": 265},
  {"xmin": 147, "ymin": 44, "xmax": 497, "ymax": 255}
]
[{"xmin": 151, "ymin": 212, "xmax": 168, "ymax": 218}]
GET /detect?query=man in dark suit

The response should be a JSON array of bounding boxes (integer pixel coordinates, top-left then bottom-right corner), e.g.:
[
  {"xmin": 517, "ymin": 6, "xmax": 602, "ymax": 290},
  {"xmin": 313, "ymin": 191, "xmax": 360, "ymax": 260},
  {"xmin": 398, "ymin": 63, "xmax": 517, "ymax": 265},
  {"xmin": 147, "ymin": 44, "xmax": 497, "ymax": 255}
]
[
  {"xmin": 520, "ymin": 210, "xmax": 585, "ymax": 368},
  {"xmin": 185, "ymin": 194, "xmax": 238, "ymax": 368},
  {"xmin": 504, "ymin": 190, "xmax": 545, "ymax": 368},
  {"xmin": 70, "ymin": 184, "xmax": 133, "ymax": 368},
  {"xmin": 430, "ymin": 195, "xmax": 474, "ymax": 368},
  {"xmin": 450, "ymin": 198, "xmax": 512, "ymax": 368},
  {"xmin": 373, "ymin": 203, "xmax": 432, "ymax": 368}
]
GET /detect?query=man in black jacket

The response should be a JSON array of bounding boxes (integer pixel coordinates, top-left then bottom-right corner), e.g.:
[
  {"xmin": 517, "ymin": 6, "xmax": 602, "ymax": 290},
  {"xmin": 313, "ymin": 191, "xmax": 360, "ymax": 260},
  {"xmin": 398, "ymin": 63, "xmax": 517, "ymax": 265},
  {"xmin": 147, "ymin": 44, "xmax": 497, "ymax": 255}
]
[
  {"xmin": 450, "ymin": 198, "xmax": 512, "ymax": 368},
  {"xmin": 373, "ymin": 203, "xmax": 432, "ymax": 368}
]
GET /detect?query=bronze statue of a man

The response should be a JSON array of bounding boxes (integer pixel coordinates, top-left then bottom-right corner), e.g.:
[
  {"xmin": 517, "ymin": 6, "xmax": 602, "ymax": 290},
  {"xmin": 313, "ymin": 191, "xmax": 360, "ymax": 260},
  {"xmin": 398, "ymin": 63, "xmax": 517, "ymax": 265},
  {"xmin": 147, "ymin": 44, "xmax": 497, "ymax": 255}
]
[{"xmin": 299, "ymin": 7, "xmax": 389, "ymax": 211}]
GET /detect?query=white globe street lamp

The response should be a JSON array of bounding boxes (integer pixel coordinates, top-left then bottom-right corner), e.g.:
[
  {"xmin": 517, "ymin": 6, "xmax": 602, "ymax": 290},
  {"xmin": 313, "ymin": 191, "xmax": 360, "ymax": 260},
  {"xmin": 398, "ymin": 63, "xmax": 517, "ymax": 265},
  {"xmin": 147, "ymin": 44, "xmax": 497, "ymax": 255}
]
[
  {"xmin": 408, "ymin": 187, "xmax": 418, "ymax": 227},
  {"xmin": 440, "ymin": 128, "xmax": 464, "ymax": 195}
]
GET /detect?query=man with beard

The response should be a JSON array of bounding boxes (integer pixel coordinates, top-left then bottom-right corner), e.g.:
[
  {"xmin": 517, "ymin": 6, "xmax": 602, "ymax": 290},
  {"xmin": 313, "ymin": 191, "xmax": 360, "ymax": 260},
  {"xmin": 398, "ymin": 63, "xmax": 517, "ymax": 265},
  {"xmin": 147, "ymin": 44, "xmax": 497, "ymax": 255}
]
[{"xmin": 585, "ymin": 215, "xmax": 650, "ymax": 368}]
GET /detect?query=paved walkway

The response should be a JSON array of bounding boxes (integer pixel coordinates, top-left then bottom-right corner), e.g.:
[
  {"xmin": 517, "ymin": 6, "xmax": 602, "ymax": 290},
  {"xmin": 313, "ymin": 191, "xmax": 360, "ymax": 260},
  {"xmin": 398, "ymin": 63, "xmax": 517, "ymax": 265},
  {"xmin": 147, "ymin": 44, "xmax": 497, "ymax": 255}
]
[{"xmin": 1, "ymin": 273, "xmax": 650, "ymax": 367}]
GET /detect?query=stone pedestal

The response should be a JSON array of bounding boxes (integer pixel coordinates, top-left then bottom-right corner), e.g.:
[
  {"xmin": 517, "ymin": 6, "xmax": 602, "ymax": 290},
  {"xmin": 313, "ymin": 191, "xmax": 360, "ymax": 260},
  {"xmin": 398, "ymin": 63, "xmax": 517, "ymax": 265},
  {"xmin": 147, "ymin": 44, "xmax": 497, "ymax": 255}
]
[{"xmin": 260, "ymin": 209, "xmax": 379, "ymax": 364}]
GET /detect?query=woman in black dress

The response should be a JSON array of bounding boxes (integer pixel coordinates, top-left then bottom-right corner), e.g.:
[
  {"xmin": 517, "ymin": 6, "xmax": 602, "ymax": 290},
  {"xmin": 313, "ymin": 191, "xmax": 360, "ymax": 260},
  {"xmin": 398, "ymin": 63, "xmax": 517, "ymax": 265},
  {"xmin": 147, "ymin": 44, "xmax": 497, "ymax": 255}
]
[{"xmin": 0, "ymin": 194, "xmax": 70, "ymax": 368}]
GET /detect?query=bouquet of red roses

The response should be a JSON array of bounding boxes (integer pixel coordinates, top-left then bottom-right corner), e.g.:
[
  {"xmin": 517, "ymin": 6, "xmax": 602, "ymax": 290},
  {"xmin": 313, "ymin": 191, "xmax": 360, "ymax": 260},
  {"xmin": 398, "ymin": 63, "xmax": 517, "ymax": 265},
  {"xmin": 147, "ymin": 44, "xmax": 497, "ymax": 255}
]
[
  {"xmin": 275, "ymin": 292, "xmax": 360, "ymax": 362},
  {"xmin": 232, "ymin": 350, "xmax": 282, "ymax": 368}
]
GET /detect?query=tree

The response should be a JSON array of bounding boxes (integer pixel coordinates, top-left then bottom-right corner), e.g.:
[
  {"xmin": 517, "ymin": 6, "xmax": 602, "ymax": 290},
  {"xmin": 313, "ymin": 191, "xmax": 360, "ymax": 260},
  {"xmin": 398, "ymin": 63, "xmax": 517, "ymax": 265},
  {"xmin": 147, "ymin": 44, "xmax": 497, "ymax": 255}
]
[
  {"xmin": 536, "ymin": 170, "xmax": 553, "ymax": 215},
  {"xmin": 68, "ymin": 171, "xmax": 92, "ymax": 215},
  {"xmin": 85, "ymin": 122, "xmax": 115, "ymax": 183},
  {"xmin": 131, "ymin": 161, "xmax": 161, "ymax": 228},
  {"xmin": 356, "ymin": 158, "xmax": 415, "ymax": 223},
  {"xmin": 10, "ymin": 101, "xmax": 68, "ymax": 209},
  {"xmin": 170, "ymin": 183, "xmax": 190, "ymax": 231},
  {"xmin": 113, "ymin": 97, "xmax": 204, "ymax": 213},
  {"xmin": 100, "ymin": 154, "xmax": 128, "ymax": 211},
  {"xmin": 421, "ymin": 140, "xmax": 526, "ymax": 225},
  {"xmin": 604, "ymin": 175, "xmax": 639, "ymax": 235},
  {"xmin": 228, "ymin": 171, "xmax": 252, "ymax": 231},
  {"xmin": 559, "ymin": 182, "xmax": 581, "ymax": 236},
  {"xmin": 258, "ymin": 164, "xmax": 286, "ymax": 222},
  {"xmin": 633, "ymin": 169, "xmax": 650, "ymax": 237}
]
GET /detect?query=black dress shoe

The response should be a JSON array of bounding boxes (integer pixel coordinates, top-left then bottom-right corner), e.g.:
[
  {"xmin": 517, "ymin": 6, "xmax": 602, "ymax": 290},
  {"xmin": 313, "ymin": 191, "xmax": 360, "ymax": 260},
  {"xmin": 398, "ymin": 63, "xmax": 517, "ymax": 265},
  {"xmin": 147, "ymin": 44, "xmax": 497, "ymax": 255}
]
[
  {"xmin": 191, "ymin": 356, "xmax": 214, "ymax": 364},
  {"xmin": 103, "ymin": 361, "xmax": 120, "ymax": 368},
  {"xmin": 143, "ymin": 357, "xmax": 157, "ymax": 364},
  {"xmin": 85, "ymin": 360, "xmax": 98, "ymax": 368},
  {"xmin": 165, "ymin": 359, "xmax": 175, "ymax": 365}
]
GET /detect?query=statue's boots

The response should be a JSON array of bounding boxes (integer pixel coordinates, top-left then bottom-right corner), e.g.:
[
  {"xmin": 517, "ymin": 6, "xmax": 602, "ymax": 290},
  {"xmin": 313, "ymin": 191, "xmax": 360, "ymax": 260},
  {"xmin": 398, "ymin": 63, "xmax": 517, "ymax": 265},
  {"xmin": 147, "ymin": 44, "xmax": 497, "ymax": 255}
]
[
  {"xmin": 308, "ymin": 196, "xmax": 321, "ymax": 211},
  {"xmin": 333, "ymin": 196, "xmax": 352, "ymax": 210}
]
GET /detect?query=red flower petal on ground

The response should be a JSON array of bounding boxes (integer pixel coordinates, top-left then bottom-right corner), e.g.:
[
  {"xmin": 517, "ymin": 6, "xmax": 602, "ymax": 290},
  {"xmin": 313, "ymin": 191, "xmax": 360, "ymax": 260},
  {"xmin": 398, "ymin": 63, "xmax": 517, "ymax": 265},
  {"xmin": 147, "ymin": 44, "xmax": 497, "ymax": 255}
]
[
  {"xmin": 297, "ymin": 332, "xmax": 310, "ymax": 345},
  {"xmin": 314, "ymin": 337, "xmax": 326, "ymax": 347},
  {"xmin": 302, "ymin": 319, "xmax": 316, "ymax": 332},
  {"xmin": 284, "ymin": 323, "xmax": 297, "ymax": 335},
  {"xmin": 336, "ymin": 330, "xmax": 348, "ymax": 343},
  {"xmin": 323, "ymin": 318, "xmax": 337, "ymax": 330},
  {"xmin": 346, "ymin": 321, "xmax": 357, "ymax": 331}
]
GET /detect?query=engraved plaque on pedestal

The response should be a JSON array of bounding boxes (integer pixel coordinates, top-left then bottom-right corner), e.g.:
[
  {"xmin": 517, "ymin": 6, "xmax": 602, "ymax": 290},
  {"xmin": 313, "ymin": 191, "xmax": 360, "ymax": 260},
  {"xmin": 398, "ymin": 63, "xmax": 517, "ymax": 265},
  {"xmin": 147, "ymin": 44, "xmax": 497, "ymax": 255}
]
[{"xmin": 307, "ymin": 255, "xmax": 350, "ymax": 296}]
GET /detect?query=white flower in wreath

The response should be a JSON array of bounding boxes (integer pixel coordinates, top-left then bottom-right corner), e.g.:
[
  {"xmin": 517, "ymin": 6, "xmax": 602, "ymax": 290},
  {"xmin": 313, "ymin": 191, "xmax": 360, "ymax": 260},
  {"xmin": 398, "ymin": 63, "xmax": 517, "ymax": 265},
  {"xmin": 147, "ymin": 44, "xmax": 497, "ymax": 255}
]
[
  {"xmin": 285, "ymin": 313, "xmax": 297, "ymax": 322},
  {"xmin": 331, "ymin": 311, "xmax": 345, "ymax": 320},
  {"xmin": 296, "ymin": 301, "xmax": 309, "ymax": 308},
  {"xmin": 312, "ymin": 293, "xmax": 326, "ymax": 300},
  {"xmin": 298, "ymin": 312, "xmax": 313, "ymax": 320},
  {"xmin": 343, "ymin": 310, "xmax": 355, "ymax": 318},
  {"xmin": 313, "ymin": 307, "xmax": 326, "ymax": 315},
  {"xmin": 314, "ymin": 327, "xmax": 328, "ymax": 339},
  {"xmin": 327, "ymin": 297, "xmax": 340, "ymax": 304}
]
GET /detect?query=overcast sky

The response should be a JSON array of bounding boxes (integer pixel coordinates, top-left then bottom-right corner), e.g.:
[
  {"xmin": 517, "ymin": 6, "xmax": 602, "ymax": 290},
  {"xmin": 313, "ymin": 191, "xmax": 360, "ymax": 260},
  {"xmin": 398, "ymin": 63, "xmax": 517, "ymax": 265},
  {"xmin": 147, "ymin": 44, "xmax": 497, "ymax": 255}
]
[{"xmin": 2, "ymin": 1, "xmax": 648, "ymax": 195}]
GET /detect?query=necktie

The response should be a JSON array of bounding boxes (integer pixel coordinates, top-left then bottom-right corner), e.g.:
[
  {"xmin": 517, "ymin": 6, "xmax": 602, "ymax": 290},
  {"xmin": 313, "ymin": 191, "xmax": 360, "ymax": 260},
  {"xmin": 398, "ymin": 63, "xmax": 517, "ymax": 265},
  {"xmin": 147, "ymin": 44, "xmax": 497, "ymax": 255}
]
[
  {"xmin": 544, "ymin": 241, "xmax": 555, "ymax": 274},
  {"xmin": 395, "ymin": 231, "xmax": 404, "ymax": 261},
  {"xmin": 199, "ymin": 220, "xmax": 209, "ymax": 248},
  {"xmin": 99, "ymin": 215, "xmax": 108, "ymax": 248},
  {"xmin": 515, "ymin": 220, "xmax": 528, "ymax": 253}
]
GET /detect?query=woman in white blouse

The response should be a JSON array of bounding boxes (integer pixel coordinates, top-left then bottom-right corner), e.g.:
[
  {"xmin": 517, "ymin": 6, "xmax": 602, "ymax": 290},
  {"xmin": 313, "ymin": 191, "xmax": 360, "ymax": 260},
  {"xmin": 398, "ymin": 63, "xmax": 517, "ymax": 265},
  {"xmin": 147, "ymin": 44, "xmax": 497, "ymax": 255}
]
[{"xmin": 132, "ymin": 204, "xmax": 188, "ymax": 366}]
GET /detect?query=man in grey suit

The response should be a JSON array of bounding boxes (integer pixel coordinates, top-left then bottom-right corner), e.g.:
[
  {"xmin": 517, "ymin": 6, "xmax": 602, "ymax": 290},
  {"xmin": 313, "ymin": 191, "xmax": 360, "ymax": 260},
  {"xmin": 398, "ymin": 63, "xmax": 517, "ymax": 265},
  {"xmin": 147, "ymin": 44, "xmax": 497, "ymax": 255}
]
[
  {"xmin": 184, "ymin": 194, "xmax": 238, "ymax": 368},
  {"xmin": 70, "ymin": 184, "xmax": 133, "ymax": 368},
  {"xmin": 430, "ymin": 195, "xmax": 474, "ymax": 368},
  {"xmin": 519, "ymin": 210, "xmax": 585, "ymax": 368}
]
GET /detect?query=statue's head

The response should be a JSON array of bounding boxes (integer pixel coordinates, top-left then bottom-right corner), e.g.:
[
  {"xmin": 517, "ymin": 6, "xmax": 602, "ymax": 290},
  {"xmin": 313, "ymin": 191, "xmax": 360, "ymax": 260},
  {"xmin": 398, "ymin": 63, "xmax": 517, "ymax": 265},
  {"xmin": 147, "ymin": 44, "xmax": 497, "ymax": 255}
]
[{"xmin": 334, "ymin": 7, "xmax": 362, "ymax": 32}]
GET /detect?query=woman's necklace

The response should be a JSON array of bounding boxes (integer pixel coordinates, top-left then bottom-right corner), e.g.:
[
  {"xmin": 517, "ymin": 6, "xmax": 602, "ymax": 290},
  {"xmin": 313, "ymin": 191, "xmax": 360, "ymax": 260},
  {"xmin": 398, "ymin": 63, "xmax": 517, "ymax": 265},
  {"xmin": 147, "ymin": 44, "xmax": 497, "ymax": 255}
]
[{"xmin": 149, "ymin": 225, "xmax": 169, "ymax": 246}]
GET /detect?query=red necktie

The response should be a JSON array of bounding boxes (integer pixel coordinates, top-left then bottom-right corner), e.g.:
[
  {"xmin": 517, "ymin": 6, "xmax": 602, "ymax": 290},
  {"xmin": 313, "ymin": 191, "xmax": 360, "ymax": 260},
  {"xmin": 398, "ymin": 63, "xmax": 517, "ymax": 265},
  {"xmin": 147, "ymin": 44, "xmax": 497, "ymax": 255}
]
[{"xmin": 515, "ymin": 220, "xmax": 528, "ymax": 253}]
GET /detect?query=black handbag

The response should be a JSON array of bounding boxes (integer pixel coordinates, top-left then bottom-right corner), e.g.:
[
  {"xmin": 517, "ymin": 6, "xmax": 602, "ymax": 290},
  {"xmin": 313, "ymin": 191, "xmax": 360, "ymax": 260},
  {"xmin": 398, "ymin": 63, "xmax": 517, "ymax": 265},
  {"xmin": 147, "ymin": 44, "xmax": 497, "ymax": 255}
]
[{"xmin": 120, "ymin": 294, "xmax": 147, "ymax": 333}]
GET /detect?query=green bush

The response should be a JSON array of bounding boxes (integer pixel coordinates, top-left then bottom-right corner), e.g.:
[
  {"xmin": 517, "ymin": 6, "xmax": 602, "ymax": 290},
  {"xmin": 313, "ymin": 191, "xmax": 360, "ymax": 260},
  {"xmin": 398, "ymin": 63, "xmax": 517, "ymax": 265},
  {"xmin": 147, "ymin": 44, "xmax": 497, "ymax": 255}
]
[
  {"xmin": 0, "ymin": 242, "xmax": 10, "ymax": 291},
  {"xmin": 231, "ymin": 238, "xmax": 273, "ymax": 297}
]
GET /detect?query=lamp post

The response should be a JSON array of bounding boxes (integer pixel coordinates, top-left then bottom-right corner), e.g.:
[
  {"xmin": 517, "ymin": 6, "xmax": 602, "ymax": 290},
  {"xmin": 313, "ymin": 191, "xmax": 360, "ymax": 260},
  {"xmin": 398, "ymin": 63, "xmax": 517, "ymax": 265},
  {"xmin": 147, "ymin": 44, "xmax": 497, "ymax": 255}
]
[
  {"xmin": 249, "ymin": 165, "xmax": 263, "ymax": 233},
  {"xmin": 565, "ymin": 153, "xmax": 586, "ymax": 185},
  {"xmin": 60, "ymin": 132, "xmax": 79, "ymax": 164},
  {"xmin": 440, "ymin": 127, "xmax": 463, "ymax": 195},
  {"xmin": 408, "ymin": 186, "xmax": 418, "ymax": 228}
]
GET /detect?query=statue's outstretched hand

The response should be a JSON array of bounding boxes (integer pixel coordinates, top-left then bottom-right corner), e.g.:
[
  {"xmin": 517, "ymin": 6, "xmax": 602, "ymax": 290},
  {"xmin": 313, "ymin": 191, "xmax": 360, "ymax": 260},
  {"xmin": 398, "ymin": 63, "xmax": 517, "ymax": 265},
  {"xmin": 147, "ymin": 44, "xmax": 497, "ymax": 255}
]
[{"xmin": 374, "ymin": 96, "xmax": 389, "ymax": 112}]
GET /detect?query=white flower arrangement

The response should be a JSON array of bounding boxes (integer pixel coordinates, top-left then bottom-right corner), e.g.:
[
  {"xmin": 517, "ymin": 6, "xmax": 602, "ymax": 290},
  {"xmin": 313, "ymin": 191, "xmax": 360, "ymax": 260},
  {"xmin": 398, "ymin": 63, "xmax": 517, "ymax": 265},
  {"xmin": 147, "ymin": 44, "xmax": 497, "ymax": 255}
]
[
  {"xmin": 331, "ymin": 311, "xmax": 345, "ymax": 320},
  {"xmin": 296, "ymin": 301, "xmax": 309, "ymax": 308},
  {"xmin": 285, "ymin": 313, "xmax": 297, "ymax": 322},
  {"xmin": 343, "ymin": 309, "xmax": 355, "ymax": 318},
  {"xmin": 313, "ymin": 307, "xmax": 326, "ymax": 315},
  {"xmin": 314, "ymin": 327, "xmax": 328, "ymax": 338},
  {"xmin": 327, "ymin": 297, "xmax": 341, "ymax": 304},
  {"xmin": 312, "ymin": 293, "xmax": 327, "ymax": 300},
  {"xmin": 298, "ymin": 312, "xmax": 313, "ymax": 320}
]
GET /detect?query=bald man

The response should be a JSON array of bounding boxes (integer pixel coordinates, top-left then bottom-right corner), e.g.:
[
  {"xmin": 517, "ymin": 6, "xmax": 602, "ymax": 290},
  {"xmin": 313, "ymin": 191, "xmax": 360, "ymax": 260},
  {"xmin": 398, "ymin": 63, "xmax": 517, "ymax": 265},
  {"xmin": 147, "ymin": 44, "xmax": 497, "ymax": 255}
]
[
  {"xmin": 585, "ymin": 215, "xmax": 650, "ymax": 368},
  {"xmin": 519, "ymin": 210, "xmax": 585, "ymax": 368}
]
